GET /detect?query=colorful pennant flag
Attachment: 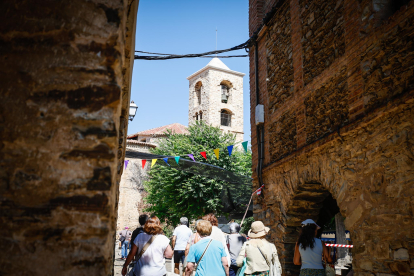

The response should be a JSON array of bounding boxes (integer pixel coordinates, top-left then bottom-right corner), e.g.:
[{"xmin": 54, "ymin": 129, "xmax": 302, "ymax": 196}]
[
  {"xmin": 163, "ymin": 158, "xmax": 170, "ymax": 166},
  {"xmin": 227, "ymin": 145, "xmax": 234, "ymax": 157},
  {"xmin": 200, "ymin": 151, "xmax": 207, "ymax": 160},
  {"xmin": 188, "ymin": 154, "xmax": 195, "ymax": 161},
  {"xmin": 142, "ymin": 160, "xmax": 146, "ymax": 169},
  {"xmin": 175, "ymin": 156, "xmax": 180, "ymax": 164},
  {"xmin": 242, "ymin": 141, "xmax": 248, "ymax": 152},
  {"xmin": 124, "ymin": 160, "xmax": 129, "ymax": 169},
  {"xmin": 214, "ymin": 149, "xmax": 220, "ymax": 160},
  {"xmin": 151, "ymin": 159, "xmax": 157, "ymax": 167}
]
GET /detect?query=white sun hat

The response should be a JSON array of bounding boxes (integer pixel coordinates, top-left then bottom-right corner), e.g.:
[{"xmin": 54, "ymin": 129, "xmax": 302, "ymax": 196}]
[{"xmin": 301, "ymin": 219, "xmax": 321, "ymax": 229}]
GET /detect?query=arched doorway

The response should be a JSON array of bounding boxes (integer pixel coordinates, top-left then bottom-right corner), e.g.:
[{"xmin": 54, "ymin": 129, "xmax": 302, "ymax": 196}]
[{"xmin": 282, "ymin": 182, "xmax": 347, "ymax": 276}]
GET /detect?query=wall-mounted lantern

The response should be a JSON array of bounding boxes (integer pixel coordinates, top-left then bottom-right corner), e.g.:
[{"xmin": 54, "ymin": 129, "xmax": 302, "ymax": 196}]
[{"xmin": 129, "ymin": 100, "xmax": 138, "ymax": 121}]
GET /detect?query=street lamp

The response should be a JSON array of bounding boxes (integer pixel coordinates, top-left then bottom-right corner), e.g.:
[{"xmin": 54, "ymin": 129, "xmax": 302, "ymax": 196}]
[{"xmin": 129, "ymin": 100, "xmax": 138, "ymax": 121}]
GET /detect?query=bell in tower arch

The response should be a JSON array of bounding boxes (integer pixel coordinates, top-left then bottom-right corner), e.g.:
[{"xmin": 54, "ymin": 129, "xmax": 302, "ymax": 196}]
[{"xmin": 221, "ymin": 85, "xmax": 229, "ymax": 103}]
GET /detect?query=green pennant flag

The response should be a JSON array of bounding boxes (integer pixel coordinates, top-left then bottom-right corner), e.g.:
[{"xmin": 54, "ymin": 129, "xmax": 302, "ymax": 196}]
[
  {"xmin": 242, "ymin": 141, "xmax": 248, "ymax": 152},
  {"xmin": 175, "ymin": 156, "xmax": 180, "ymax": 164}
]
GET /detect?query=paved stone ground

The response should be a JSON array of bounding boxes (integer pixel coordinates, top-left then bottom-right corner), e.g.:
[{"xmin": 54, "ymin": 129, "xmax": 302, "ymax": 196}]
[{"xmin": 113, "ymin": 241, "xmax": 181, "ymax": 275}]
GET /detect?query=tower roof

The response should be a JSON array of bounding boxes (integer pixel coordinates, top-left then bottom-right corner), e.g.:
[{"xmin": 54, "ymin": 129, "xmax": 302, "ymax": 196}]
[
  {"xmin": 187, "ymin": 57, "xmax": 245, "ymax": 80},
  {"xmin": 206, "ymin": 57, "xmax": 230, "ymax": 70}
]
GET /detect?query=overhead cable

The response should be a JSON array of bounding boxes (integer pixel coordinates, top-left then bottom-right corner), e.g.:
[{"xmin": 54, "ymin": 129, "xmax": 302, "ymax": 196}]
[
  {"xmin": 135, "ymin": 50, "xmax": 248, "ymax": 58},
  {"xmin": 134, "ymin": 39, "xmax": 251, "ymax": 60}
]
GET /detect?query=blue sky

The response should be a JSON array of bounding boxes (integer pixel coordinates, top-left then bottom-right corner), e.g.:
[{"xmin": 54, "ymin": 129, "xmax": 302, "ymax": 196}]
[{"xmin": 129, "ymin": 0, "xmax": 250, "ymax": 141}]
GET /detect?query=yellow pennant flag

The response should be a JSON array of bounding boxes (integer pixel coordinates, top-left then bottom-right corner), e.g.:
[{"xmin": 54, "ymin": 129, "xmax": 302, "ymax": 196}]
[
  {"xmin": 151, "ymin": 159, "xmax": 157, "ymax": 167},
  {"xmin": 214, "ymin": 148, "xmax": 220, "ymax": 160}
]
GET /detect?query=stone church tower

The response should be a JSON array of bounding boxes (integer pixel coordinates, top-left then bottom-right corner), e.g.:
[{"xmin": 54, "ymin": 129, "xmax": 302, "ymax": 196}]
[{"xmin": 187, "ymin": 57, "xmax": 245, "ymax": 142}]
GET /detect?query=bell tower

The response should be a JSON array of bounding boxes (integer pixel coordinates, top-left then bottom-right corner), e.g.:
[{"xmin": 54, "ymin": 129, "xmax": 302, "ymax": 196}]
[{"xmin": 187, "ymin": 57, "xmax": 245, "ymax": 142}]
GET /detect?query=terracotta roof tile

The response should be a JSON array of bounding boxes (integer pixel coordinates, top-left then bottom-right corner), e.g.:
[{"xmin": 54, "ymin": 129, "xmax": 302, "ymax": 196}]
[
  {"xmin": 126, "ymin": 140, "xmax": 157, "ymax": 148},
  {"xmin": 127, "ymin": 123, "xmax": 188, "ymax": 138}
]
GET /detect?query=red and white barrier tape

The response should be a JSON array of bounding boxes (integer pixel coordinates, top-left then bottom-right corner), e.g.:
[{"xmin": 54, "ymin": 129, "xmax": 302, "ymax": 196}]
[{"xmin": 326, "ymin": 244, "xmax": 353, "ymax": 248}]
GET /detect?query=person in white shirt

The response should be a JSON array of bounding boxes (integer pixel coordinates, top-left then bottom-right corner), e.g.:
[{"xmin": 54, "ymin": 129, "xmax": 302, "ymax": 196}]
[
  {"xmin": 172, "ymin": 217, "xmax": 193, "ymax": 274},
  {"xmin": 202, "ymin": 213, "xmax": 231, "ymax": 266},
  {"xmin": 122, "ymin": 216, "xmax": 173, "ymax": 276}
]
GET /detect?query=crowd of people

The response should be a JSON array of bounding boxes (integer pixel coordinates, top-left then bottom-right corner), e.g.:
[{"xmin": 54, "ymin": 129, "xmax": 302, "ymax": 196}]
[{"xmin": 119, "ymin": 215, "xmax": 332, "ymax": 276}]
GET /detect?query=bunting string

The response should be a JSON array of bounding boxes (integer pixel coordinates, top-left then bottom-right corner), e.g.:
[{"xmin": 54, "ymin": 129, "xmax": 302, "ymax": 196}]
[{"xmin": 123, "ymin": 140, "xmax": 250, "ymax": 171}]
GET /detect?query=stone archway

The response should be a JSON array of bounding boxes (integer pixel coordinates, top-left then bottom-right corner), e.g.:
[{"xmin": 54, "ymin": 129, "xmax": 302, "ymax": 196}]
[{"xmin": 282, "ymin": 182, "xmax": 341, "ymax": 276}]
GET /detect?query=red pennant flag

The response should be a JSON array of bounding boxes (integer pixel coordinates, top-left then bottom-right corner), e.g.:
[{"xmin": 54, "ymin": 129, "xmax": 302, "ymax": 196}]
[
  {"xmin": 142, "ymin": 159, "xmax": 146, "ymax": 169},
  {"xmin": 200, "ymin": 151, "xmax": 207, "ymax": 160}
]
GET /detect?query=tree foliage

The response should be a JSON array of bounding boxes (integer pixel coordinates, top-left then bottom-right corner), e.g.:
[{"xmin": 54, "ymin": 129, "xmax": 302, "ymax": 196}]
[{"xmin": 144, "ymin": 121, "xmax": 252, "ymax": 226}]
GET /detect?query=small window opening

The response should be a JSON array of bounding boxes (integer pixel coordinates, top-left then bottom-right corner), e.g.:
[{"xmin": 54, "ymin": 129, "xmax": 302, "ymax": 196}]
[
  {"xmin": 195, "ymin": 82, "xmax": 202, "ymax": 105},
  {"xmin": 199, "ymin": 111, "xmax": 203, "ymax": 121},
  {"xmin": 221, "ymin": 109, "xmax": 231, "ymax": 126},
  {"xmin": 195, "ymin": 112, "xmax": 199, "ymax": 121},
  {"xmin": 373, "ymin": 0, "xmax": 411, "ymax": 23}
]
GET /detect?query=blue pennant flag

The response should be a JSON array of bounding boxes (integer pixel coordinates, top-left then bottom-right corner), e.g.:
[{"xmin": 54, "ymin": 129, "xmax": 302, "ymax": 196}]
[
  {"xmin": 227, "ymin": 145, "xmax": 234, "ymax": 157},
  {"xmin": 175, "ymin": 156, "xmax": 180, "ymax": 164},
  {"xmin": 163, "ymin": 157, "xmax": 170, "ymax": 166}
]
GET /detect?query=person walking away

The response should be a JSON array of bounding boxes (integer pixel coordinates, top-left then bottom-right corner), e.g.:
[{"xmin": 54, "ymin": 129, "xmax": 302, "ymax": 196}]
[
  {"xmin": 172, "ymin": 217, "xmax": 193, "ymax": 274},
  {"xmin": 226, "ymin": 222, "xmax": 246, "ymax": 276},
  {"xmin": 236, "ymin": 221, "xmax": 282, "ymax": 276},
  {"xmin": 122, "ymin": 216, "xmax": 173, "ymax": 276},
  {"xmin": 119, "ymin": 227, "xmax": 132, "ymax": 260},
  {"xmin": 293, "ymin": 219, "xmax": 332, "ymax": 276},
  {"xmin": 131, "ymin": 214, "xmax": 149, "ymax": 247},
  {"xmin": 185, "ymin": 219, "xmax": 203, "ymax": 256},
  {"xmin": 185, "ymin": 220, "xmax": 229, "ymax": 276},
  {"xmin": 202, "ymin": 213, "xmax": 231, "ymax": 265}
]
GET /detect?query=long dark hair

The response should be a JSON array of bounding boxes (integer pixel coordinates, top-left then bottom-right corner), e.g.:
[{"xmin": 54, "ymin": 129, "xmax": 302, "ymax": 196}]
[{"xmin": 298, "ymin": 224, "xmax": 317, "ymax": 250}]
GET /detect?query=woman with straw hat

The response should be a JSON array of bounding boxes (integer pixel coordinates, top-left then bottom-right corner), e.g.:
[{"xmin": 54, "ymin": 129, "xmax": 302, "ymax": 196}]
[{"xmin": 236, "ymin": 221, "xmax": 282, "ymax": 276}]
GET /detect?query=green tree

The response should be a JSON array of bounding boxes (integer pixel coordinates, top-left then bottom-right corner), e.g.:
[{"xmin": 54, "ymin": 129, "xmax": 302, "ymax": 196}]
[{"xmin": 144, "ymin": 121, "xmax": 252, "ymax": 226}]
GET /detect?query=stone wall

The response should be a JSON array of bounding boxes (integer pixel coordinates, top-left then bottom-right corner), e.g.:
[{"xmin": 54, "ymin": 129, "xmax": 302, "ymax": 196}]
[
  {"xmin": 116, "ymin": 157, "xmax": 149, "ymax": 232},
  {"xmin": 266, "ymin": 1, "xmax": 293, "ymax": 114},
  {"xmin": 249, "ymin": 0, "xmax": 414, "ymax": 275},
  {"xmin": 304, "ymin": 66, "xmax": 349, "ymax": 144},
  {"xmin": 300, "ymin": 0, "xmax": 345, "ymax": 85},
  {"xmin": 360, "ymin": 7, "xmax": 414, "ymax": 113},
  {"xmin": 269, "ymin": 111, "xmax": 296, "ymax": 162},
  {"xmin": 0, "ymin": 0, "xmax": 138, "ymax": 275}
]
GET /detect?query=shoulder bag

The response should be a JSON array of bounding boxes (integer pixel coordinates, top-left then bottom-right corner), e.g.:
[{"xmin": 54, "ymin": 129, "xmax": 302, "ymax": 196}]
[
  {"xmin": 136, "ymin": 235, "xmax": 158, "ymax": 260},
  {"xmin": 129, "ymin": 235, "xmax": 158, "ymax": 276},
  {"xmin": 257, "ymin": 241, "xmax": 282, "ymax": 276},
  {"xmin": 236, "ymin": 242, "xmax": 248, "ymax": 276},
  {"xmin": 194, "ymin": 239, "xmax": 213, "ymax": 274}
]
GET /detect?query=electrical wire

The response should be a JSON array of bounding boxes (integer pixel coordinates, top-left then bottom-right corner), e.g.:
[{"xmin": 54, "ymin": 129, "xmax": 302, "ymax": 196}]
[{"xmin": 134, "ymin": 39, "xmax": 251, "ymax": 60}]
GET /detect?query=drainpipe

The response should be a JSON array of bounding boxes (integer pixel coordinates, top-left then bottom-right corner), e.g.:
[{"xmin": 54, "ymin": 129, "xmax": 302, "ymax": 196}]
[{"xmin": 254, "ymin": 39, "xmax": 264, "ymax": 188}]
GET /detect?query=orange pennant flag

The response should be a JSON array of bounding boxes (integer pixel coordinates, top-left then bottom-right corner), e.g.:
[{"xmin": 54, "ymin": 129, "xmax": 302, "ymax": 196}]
[{"xmin": 214, "ymin": 149, "xmax": 219, "ymax": 160}]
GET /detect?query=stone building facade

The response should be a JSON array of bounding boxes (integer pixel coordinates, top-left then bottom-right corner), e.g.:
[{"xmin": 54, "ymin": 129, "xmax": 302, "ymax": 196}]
[
  {"xmin": 249, "ymin": 0, "xmax": 414, "ymax": 275},
  {"xmin": 0, "ymin": 0, "xmax": 138, "ymax": 275},
  {"xmin": 187, "ymin": 58, "xmax": 245, "ymax": 142},
  {"xmin": 116, "ymin": 140, "xmax": 153, "ymax": 232},
  {"xmin": 115, "ymin": 123, "xmax": 188, "ymax": 232}
]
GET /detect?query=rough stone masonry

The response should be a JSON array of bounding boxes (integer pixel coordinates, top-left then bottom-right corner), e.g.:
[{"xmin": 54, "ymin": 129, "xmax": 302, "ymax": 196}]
[
  {"xmin": 0, "ymin": 0, "xmax": 138, "ymax": 275},
  {"xmin": 250, "ymin": 0, "xmax": 414, "ymax": 275}
]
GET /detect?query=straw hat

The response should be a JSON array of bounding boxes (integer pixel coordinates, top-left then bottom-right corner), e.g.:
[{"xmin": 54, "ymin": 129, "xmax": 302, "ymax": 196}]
[{"xmin": 248, "ymin": 221, "xmax": 270, "ymax": 238}]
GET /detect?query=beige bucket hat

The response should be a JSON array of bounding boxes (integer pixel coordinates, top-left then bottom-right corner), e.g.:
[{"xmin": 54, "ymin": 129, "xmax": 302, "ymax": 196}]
[{"xmin": 248, "ymin": 221, "xmax": 270, "ymax": 238}]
